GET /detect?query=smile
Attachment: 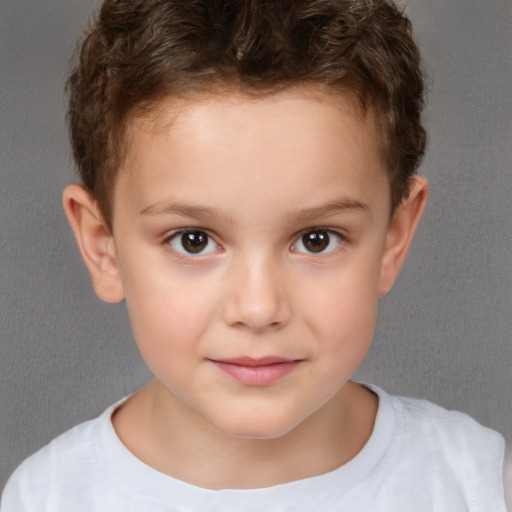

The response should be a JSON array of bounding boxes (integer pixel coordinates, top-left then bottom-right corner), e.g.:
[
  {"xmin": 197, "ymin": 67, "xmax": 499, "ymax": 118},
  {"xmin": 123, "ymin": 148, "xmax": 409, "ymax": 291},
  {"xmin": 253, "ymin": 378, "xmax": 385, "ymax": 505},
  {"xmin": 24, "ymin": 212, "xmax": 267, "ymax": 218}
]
[{"xmin": 209, "ymin": 357, "xmax": 302, "ymax": 386}]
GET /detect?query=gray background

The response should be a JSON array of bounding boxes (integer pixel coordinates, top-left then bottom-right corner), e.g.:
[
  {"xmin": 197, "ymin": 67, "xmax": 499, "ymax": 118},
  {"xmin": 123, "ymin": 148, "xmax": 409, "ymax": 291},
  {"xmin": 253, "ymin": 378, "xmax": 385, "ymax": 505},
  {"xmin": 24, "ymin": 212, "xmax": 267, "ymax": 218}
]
[{"xmin": 1, "ymin": 0, "xmax": 511, "ymax": 490}]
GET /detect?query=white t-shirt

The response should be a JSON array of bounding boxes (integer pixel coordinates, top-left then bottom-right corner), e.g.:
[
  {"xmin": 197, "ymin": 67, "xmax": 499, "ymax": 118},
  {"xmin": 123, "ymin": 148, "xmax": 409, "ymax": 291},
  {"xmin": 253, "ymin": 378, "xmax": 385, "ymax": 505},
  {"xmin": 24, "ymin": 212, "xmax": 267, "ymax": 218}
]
[{"xmin": 1, "ymin": 386, "xmax": 508, "ymax": 511}]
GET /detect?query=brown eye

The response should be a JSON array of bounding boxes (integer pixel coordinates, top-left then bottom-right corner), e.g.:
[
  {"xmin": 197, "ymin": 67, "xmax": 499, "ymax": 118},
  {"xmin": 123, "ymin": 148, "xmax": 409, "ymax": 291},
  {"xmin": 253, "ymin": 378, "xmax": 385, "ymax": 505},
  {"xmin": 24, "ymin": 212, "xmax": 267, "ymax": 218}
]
[
  {"xmin": 169, "ymin": 230, "xmax": 218, "ymax": 255},
  {"xmin": 292, "ymin": 229, "xmax": 342, "ymax": 254},
  {"xmin": 181, "ymin": 231, "xmax": 208, "ymax": 253},
  {"xmin": 302, "ymin": 231, "xmax": 329, "ymax": 253}
]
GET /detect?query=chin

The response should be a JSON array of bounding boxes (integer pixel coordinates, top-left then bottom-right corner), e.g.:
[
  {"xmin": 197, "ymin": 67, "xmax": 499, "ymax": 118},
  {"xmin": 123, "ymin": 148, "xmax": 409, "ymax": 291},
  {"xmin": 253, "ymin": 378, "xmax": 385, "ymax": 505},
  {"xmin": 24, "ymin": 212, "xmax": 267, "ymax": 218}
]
[{"xmin": 213, "ymin": 410, "xmax": 302, "ymax": 441}]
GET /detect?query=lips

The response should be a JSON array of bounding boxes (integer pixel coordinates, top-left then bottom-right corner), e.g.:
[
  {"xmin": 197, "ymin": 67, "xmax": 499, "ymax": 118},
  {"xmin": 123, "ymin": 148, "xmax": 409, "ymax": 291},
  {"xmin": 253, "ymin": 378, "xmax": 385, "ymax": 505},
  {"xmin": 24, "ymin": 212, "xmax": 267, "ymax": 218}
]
[{"xmin": 209, "ymin": 357, "xmax": 301, "ymax": 386}]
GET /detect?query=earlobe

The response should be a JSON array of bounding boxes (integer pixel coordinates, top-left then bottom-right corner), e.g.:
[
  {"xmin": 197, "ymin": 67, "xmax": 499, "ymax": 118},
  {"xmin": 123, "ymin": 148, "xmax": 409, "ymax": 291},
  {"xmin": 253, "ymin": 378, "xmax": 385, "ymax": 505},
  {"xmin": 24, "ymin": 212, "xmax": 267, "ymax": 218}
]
[
  {"xmin": 379, "ymin": 176, "xmax": 429, "ymax": 295},
  {"xmin": 62, "ymin": 184, "xmax": 125, "ymax": 303}
]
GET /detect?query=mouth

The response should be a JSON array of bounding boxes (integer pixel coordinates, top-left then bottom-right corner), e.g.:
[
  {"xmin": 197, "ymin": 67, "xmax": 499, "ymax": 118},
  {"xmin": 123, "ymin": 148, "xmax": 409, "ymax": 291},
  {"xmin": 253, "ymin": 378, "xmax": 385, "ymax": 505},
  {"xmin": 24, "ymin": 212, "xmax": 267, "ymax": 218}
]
[{"xmin": 208, "ymin": 357, "xmax": 302, "ymax": 386}]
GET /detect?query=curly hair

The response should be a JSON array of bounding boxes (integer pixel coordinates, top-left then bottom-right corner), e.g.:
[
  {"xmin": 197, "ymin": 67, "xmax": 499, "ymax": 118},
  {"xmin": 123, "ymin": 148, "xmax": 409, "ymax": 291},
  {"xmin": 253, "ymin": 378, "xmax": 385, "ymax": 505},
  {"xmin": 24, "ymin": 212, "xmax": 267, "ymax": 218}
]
[{"xmin": 67, "ymin": 0, "xmax": 426, "ymax": 227}]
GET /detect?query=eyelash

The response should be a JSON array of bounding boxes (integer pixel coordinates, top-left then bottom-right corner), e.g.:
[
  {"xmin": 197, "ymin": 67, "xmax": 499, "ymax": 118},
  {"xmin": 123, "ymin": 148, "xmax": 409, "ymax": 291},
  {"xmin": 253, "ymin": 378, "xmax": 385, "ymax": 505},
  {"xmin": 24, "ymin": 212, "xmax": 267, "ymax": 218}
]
[
  {"xmin": 163, "ymin": 227, "xmax": 345, "ymax": 257},
  {"xmin": 164, "ymin": 229, "xmax": 221, "ymax": 257},
  {"xmin": 291, "ymin": 228, "xmax": 345, "ymax": 255}
]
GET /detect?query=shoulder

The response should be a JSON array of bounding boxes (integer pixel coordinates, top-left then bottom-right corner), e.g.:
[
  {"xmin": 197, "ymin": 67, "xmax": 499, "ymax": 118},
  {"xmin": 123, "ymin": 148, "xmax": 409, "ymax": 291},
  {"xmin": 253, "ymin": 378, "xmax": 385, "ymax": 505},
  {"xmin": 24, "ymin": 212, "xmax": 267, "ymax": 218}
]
[
  {"xmin": 389, "ymin": 392, "xmax": 504, "ymax": 448},
  {"xmin": 391, "ymin": 392, "xmax": 505, "ymax": 463},
  {"xmin": 504, "ymin": 443, "xmax": 512, "ymax": 511},
  {"xmin": 368, "ymin": 390, "xmax": 505, "ymax": 511},
  {"xmin": 1, "ymin": 404, "xmax": 116, "ymax": 512},
  {"xmin": 380, "ymin": 390, "xmax": 507, "ymax": 508}
]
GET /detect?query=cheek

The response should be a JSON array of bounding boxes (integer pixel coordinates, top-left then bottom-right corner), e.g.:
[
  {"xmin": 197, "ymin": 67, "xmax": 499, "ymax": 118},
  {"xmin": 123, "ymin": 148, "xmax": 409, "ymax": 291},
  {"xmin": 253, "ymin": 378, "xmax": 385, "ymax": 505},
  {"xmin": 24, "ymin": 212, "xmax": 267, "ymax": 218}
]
[
  {"xmin": 126, "ymin": 286, "xmax": 216, "ymax": 393},
  {"xmin": 121, "ymin": 266, "xmax": 217, "ymax": 363},
  {"xmin": 306, "ymin": 264, "xmax": 380, "ymax": 316},
  {"xmin": 298, "ymin": 255, "xmax": 382, "ymax": 352}
]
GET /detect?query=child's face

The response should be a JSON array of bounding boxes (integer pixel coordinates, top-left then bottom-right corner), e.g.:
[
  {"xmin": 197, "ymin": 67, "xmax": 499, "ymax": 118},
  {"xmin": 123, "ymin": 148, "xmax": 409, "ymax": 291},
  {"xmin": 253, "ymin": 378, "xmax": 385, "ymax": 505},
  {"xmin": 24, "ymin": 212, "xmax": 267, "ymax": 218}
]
[{"xmin": 109, "ymin": 89, "xmax": 395, "ymax": 439}]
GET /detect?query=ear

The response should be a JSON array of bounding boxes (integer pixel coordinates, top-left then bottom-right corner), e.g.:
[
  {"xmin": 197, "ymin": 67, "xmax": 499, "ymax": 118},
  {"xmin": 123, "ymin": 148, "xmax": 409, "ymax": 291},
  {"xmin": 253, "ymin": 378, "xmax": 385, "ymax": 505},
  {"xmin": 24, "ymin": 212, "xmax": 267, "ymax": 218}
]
[
  {"xmin": 62, "ymin": 184, "xmax": 125, "ymax": 303},
  {"xmin": 379, "ymin": 176, "xmax": 429, "ymax": 295}
]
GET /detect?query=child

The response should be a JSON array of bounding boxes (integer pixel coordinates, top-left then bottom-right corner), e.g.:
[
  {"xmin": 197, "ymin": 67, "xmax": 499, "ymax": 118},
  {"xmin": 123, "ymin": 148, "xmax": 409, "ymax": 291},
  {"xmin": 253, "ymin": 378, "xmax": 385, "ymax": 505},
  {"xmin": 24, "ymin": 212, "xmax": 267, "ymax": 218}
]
[{"xmin": 2, "ymin": 0, "xmax": 510, "ymax": 510}]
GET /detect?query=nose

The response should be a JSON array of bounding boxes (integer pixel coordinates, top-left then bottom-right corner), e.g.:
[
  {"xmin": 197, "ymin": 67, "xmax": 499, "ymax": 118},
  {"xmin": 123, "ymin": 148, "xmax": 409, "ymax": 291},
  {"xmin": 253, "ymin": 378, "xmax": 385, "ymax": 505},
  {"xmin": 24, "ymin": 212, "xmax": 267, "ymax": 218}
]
[{"xmin": 222, "ymin": 254, "xmax": 291, "ymax": 333}]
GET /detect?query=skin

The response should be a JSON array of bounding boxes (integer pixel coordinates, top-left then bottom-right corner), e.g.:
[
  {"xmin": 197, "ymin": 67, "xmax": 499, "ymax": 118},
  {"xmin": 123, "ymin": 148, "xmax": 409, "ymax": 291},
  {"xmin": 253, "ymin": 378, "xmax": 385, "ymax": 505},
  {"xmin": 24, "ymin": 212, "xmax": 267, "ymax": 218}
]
[{"xmin": 63, "ymin": 87, "xmax": 428, "ymax": 489}]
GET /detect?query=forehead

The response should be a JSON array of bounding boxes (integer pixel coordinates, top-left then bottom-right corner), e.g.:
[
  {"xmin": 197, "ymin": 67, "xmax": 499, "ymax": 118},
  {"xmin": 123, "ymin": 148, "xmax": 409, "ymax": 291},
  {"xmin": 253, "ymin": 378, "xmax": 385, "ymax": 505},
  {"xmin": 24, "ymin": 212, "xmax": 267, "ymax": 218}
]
[
  {"xmin": 126, "ymin": 84, "xmax": 375, "ymax": 156},
  {"xmin": 115, "ymin": 87, "xmax": 390, "ymax": 221}
]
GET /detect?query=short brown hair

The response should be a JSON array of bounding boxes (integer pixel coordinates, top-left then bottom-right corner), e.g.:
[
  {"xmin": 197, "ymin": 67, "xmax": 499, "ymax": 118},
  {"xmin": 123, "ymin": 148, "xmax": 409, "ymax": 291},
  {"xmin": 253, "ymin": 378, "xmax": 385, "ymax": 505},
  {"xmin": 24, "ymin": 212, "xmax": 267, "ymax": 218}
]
[{"xmin": 67, "ymin": 0, "xmax": 426, "ymax": 227}]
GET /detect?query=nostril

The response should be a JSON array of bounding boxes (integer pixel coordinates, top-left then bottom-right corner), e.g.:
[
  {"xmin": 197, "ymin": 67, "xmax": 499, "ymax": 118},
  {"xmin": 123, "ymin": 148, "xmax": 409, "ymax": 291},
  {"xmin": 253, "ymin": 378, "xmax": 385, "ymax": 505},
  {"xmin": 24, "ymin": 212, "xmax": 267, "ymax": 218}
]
[
  {"xmin": 226, "ymin": 314, "xmax": 287, "ymax": 333},
  {"xmin": 221, "ymin": 264, "xmax": 291, "ymax": 331}
]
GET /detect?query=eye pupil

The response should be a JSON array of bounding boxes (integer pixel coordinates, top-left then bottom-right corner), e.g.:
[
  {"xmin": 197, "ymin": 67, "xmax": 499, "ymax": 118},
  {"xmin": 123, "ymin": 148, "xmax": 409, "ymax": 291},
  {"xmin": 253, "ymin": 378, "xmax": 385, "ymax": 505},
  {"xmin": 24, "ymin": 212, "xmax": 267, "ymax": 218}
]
[
  {"xmin": 181, "ymin": 231, "xmax": 208, "ymax": 253},
  {"xmin": 303, "ymin": 231, "xmax": 329, "ymax": 253}
]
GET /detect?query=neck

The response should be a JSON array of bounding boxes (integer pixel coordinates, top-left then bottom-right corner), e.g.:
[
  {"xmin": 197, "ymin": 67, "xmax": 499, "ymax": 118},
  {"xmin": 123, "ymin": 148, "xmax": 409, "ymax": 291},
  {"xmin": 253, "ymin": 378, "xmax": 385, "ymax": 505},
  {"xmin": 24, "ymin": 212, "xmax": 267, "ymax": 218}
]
[{"xmin": 112, "ymin": 379, "xmax": 378, "ymax": 489}]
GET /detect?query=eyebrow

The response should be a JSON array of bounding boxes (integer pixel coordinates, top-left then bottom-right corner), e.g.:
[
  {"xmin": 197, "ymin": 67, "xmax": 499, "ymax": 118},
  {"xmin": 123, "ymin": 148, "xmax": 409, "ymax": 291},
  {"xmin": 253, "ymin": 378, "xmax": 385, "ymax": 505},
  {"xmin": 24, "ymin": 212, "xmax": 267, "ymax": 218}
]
[
  {"xmin": 140, "ymin": 198, "xmax": 370, "ymax": 224},
  {"xmin": 139, "ymin": 202, "xmax": 234, "ymax": 223},
  {"xmin": 291, "ymin": 199, "xmax": 370, "ymax": 222}
]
